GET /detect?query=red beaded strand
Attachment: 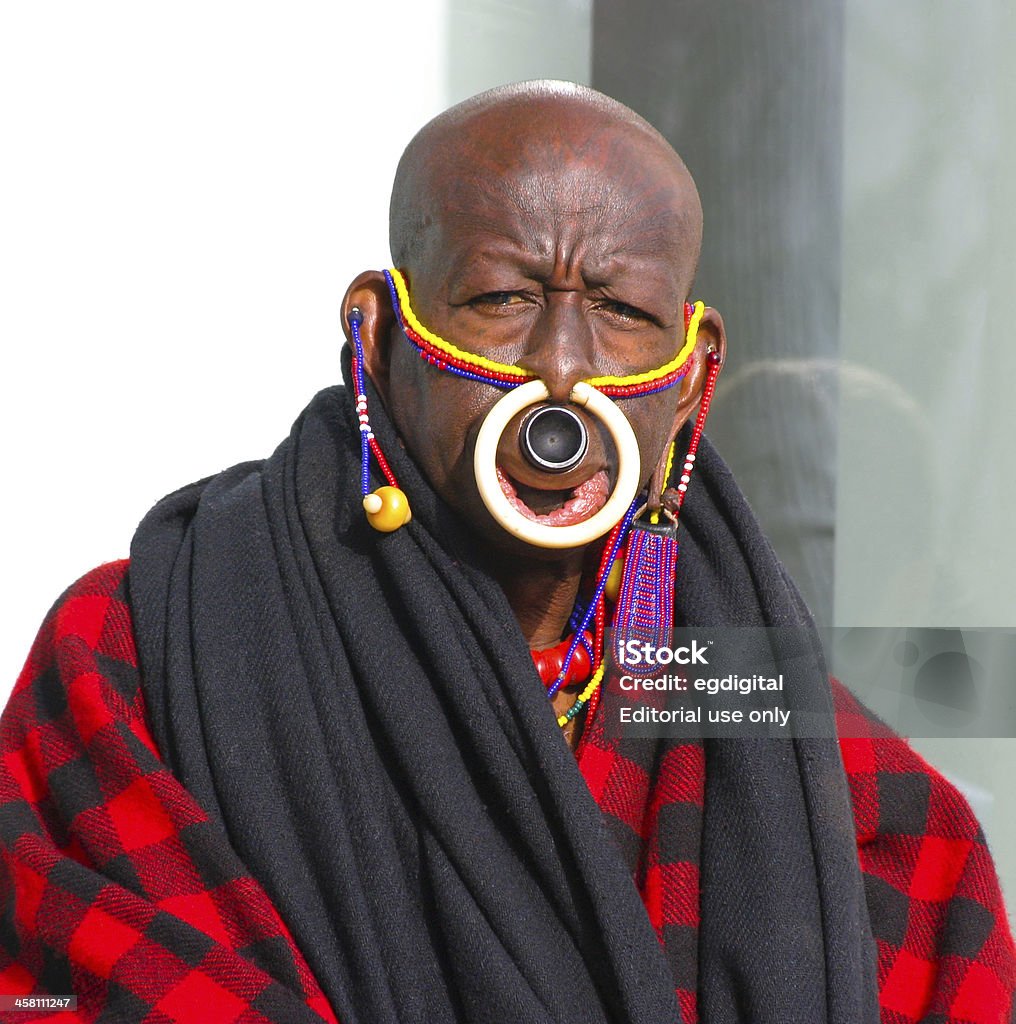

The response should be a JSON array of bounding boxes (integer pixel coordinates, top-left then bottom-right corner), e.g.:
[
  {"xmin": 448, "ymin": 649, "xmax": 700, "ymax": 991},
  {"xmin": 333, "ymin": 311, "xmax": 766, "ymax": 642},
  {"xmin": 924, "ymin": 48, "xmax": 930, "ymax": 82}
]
[
  {"xmin": 580, "ymin": 517, "xmax": 626, "ymax": 724},
  {"xmin": 672, "ymin": 348, "xmax": 722, "ymax": 515},
  {"xmin": 402, "ymin": 322, "xmax": 536, "ymax": 388},
  {"xmin": 367, "ymin": 436, "xmax": 399, "ymax": 488}
]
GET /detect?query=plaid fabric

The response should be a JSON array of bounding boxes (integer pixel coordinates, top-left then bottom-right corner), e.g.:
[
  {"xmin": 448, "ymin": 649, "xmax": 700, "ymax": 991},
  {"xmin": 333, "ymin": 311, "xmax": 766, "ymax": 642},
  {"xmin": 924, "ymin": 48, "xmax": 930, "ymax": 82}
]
[
  {"xmin": 577, "ymin": 680, "xmax": 1016, "ymax": 1024},
  {"xmin": 576, "ymin": 686, "xmax": 706, "ymax": 1024},
  {"xmin": 0, "ymin": 561, "xmax": 337, "ymax": 1023},
  {"xmin": 2, "ymin": 562, "xmax": 1014, "ymax": 1022},
  {"xmin": 834, "ymin": 682, "xmax": 1016, "ymax": 1024}
]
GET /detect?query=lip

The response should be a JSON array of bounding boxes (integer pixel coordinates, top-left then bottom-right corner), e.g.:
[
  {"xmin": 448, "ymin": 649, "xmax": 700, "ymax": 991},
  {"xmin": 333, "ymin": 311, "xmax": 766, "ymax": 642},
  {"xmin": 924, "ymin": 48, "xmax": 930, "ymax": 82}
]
[{"xmin": 496, "ymin": 466, "xmax": 610, "ymax": 526}]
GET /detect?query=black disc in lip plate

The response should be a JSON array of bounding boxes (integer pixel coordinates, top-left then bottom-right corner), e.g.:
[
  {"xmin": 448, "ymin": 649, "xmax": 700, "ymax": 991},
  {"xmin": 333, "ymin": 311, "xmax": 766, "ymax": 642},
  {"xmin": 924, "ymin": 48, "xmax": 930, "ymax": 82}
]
[{"xmin": 521, "ymin": 404, "xmax": 589, "ymax": 473}]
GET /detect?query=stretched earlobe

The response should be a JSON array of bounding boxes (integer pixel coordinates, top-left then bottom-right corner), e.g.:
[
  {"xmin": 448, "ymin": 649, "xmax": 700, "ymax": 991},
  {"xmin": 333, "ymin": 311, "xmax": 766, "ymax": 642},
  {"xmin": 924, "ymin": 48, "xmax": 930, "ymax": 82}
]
[{"xmin": 341, "ymin": 270, "xmax": 398, "ymax": 403}]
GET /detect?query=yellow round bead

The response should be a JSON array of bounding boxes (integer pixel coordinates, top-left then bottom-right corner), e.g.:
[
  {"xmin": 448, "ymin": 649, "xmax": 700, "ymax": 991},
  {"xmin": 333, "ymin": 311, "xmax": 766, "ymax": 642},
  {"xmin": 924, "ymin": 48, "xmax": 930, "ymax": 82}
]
[
  {"xmin": 604, "ymin": 557, "xmax": 625, "ymax": 603},
  {"xmin": 365, "ymin": 486, "xmax": 411, "ymax": 532}
]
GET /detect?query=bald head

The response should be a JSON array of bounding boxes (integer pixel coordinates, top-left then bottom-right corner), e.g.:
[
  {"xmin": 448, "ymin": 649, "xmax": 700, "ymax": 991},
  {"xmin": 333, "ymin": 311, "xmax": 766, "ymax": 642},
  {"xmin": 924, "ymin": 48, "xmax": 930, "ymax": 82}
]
[{"xmin": 389, "ymin": 81, "xmax": 703, "ymax": 297}]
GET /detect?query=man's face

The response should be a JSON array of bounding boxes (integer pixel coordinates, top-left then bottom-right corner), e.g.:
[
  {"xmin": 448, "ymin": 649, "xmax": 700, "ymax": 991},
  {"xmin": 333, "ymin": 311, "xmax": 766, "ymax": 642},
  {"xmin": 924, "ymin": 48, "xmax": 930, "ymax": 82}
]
[{"xmin": 377, "ymin": 121, "xmax": 701, "ymax": 557}]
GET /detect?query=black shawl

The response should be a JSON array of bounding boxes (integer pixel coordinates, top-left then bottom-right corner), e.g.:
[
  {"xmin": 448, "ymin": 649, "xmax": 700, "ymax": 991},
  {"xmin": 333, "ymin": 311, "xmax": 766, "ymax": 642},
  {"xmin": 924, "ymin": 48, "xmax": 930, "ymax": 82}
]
[{"xmin": 129, "ymin": 360, "xmax": 878, "ymax": 1023}]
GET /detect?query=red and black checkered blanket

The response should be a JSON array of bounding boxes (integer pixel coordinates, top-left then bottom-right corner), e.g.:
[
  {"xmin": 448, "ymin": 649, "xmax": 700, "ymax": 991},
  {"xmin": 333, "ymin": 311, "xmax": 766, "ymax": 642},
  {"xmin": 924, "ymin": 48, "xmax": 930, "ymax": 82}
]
[
  {"xmin": 0, "ymin": 562, "xmax": 336, "ymax": 1023},
  {"xmin": 2, "ymin": 560, "xmax": 1012, "ymax": 1022},
  {"xmin": 578, "ymin": 661, "xmax": 1016, "ymax": 1024}
]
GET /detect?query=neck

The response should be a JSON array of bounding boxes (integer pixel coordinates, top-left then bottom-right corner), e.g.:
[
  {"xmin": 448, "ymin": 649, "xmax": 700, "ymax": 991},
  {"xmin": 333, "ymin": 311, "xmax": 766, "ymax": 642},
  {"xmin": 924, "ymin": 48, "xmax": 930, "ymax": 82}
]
[{"xmin": 483, "ymin": 547, "xmax": 591, "ymax": 649}]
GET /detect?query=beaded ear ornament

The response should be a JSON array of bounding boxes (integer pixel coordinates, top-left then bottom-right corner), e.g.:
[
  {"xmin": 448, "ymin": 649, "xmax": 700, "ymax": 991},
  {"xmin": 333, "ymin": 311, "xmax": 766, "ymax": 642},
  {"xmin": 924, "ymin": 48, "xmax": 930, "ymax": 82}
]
[
  {"xmin": 348, "ymin": 307, "xmax": 411, "ymax": 531},
  {"xmin": 347, "ymin": 272, "xmax": 722, "ymax": 729}
]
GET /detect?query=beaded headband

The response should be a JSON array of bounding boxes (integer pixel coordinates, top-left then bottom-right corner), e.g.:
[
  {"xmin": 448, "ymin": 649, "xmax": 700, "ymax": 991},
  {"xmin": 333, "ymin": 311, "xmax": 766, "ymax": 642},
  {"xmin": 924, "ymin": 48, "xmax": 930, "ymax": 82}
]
[{"xmin": 384, "ymin": 268, "xmax": 703, "ymax": 398}]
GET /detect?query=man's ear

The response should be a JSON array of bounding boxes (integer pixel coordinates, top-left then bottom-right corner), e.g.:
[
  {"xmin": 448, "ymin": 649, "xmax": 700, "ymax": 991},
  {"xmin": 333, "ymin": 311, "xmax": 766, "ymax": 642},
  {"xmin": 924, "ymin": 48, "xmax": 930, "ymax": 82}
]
[
  {"xmin": 648, "ymin": 306, "xmax": 727, "ymax": 509},
  {"xmin": 341, "ymin": 270, "xmax": 398, "ymax": 403}
]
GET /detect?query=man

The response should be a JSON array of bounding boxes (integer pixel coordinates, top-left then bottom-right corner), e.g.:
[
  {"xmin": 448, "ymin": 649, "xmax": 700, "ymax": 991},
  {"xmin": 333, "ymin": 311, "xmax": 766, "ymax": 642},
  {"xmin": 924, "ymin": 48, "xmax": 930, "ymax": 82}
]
[{"xmin": 1, "ymin": 82, "xmax": 1013, "ymax": 1023}]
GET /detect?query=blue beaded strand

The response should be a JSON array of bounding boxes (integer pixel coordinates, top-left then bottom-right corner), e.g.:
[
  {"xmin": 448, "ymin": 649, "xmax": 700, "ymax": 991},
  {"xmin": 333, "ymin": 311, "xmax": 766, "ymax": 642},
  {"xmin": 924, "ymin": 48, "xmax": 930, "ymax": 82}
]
[
  {"xmin": 348, "ymin": 308, "xmax": 372, "ymax": 498},
  {"xmin": 547, "ymin": 499, "xmax": 639, "ymax": 699},
  {"xmin": 568, "ymin": 603, "xmax": 596, "ymax": 664}
]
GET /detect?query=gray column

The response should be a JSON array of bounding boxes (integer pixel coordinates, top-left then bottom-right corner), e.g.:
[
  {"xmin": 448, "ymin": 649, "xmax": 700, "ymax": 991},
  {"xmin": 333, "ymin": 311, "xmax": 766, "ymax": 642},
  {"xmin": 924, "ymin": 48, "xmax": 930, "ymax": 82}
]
[{"xmin": 593, "ymin": 0, "xmax": 845, "ymax": 624}]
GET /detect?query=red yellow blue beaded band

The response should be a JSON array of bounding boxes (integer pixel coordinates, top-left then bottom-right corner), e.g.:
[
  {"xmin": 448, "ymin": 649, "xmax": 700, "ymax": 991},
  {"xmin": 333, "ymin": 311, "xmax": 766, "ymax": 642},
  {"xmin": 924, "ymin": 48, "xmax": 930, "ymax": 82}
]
[
  {"xmin": 384, "ymin": 268, "xmax": 703, "ymax": 399},
  {"xmin": 347, "ymin": 274, "xmax": 720, "ymax": 729}
]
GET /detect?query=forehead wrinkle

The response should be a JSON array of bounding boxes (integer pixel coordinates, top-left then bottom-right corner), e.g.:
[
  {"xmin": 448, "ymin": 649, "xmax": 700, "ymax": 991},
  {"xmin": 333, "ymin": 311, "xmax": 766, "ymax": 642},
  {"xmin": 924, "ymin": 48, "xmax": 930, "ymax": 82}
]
[
  {"xmin": 440, "ymin": 177, "xmax": 648, "ymax": 269},
  {"xmin": 591, "ymin": 256, "xmax": 683, "ymax": 300},
  {"xmin": 394, "ymin": 88, "xmax": 704, "ymax": 293},
  {"xmin": 446, "ymin": 153, "xmax": 694, "ymax": 248},
  {"xmin": 445, "ymin": 168, "xmax": 610, "ymax": 233},
  {"xmin": 441, "ymin": 205, "xmax": 557, "ymax": 257},
  {"xmin": 435, "ymin": 198, "xmax": 691, "ymax": 294},
  {"xmin": 444, "ymin": 238, "xmax": 554, "ymax": 284}
]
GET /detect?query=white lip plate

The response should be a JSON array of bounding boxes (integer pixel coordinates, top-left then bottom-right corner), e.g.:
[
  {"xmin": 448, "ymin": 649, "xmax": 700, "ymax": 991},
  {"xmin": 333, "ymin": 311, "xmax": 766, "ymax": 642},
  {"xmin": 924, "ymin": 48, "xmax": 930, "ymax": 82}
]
[{"xmin": 473, "ymin": 380, "xmax": 642, "ymax": 549}]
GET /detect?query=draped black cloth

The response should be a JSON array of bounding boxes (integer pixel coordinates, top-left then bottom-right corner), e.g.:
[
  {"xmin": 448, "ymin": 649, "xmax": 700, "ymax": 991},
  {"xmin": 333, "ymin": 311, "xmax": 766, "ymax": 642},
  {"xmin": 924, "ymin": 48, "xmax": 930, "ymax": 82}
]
[{"xmin": 128, "ymin": 357, "xmax": 879, "ymax": 1024}]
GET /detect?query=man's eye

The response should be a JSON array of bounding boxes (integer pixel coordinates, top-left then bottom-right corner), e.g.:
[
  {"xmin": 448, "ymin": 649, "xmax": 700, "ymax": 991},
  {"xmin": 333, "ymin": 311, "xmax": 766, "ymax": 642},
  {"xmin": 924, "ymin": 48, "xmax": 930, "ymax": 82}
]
[
  {"xmin": 598, "ymin": 300, "xmax": 652, "ymax": 322},
  {"xmin": 471, "ymin": 292, "xmax": 526, "ymax": 307}
]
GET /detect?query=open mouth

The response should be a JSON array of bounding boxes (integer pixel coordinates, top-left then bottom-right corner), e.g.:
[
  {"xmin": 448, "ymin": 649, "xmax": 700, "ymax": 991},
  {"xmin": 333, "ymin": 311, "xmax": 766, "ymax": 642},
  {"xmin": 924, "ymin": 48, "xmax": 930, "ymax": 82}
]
[{"xmin": 496, "ymin": 466, "xmax": 610, "ymax": 527}]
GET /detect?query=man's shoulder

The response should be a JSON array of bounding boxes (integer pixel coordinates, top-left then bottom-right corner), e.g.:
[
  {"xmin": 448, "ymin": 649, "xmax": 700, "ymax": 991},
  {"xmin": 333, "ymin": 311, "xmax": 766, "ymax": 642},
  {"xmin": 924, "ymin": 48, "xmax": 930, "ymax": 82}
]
[
  {"xmin": 36, "ymin": 558, "xmax": 134, "ymax": 664},
  {"xmin": 30, "ymin": 559, "xmax": 132, "ymax": 634},
  {"xmin": 7, "ymin": 558, "xmax": 143, "ymax": 727}
]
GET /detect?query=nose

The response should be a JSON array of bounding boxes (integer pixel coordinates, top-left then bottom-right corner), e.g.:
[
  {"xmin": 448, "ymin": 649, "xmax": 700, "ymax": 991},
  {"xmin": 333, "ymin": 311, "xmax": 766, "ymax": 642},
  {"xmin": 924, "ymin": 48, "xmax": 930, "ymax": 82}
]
[
  {"xmin": 520, "ymin": 404, "xmax": 588, "ymax": 473},
  {"xmin": 519, "ymin": 293, "xmax": 597, "ymax": 402}
]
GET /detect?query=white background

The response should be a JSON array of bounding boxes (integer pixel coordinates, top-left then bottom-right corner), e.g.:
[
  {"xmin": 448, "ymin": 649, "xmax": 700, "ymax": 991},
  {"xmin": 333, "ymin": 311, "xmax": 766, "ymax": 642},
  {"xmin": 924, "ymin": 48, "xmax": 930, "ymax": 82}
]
[{"xmin": 0, "ymin": 2, "xmax": 447, "ymax": 691}]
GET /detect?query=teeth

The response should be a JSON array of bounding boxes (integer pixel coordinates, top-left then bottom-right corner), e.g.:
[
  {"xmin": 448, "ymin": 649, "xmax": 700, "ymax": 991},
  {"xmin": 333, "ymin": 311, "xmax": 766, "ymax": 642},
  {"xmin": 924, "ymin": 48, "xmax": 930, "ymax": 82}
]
[{"xmin": 496, "ymin": 468, "xmax": 609, "ymax": 526}]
